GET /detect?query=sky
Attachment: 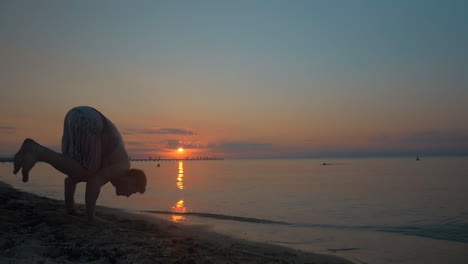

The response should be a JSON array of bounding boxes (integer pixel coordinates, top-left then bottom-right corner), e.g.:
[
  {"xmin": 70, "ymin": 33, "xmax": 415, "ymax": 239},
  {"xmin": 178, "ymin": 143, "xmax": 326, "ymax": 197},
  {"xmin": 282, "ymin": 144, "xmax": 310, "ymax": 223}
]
[{"xmin": 1, "ymin": 0, "xmax": 467, "ymax": 159}]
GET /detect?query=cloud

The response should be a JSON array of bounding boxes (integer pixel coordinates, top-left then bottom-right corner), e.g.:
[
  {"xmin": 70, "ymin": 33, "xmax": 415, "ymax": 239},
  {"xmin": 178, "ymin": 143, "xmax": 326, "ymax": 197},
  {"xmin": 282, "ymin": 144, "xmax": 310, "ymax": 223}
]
[
  {"xmin": 0, "ymin": 126, "xmax": 15, "ymax": 134},
  {"xmin": 371, "ymin": 130, "xmax": 468, "ymax": 146},
  {"xmin": 164, "ymin": 139, "xmax": 182, "ymax": 149},
  {"xmin": 402, "ymin": 131, "xmax": 468, "ymax": 145},
  {"xmin": 126, "ymin": 143, "xmax": 165, "ymax": 155},
  {"xmin": 209, "ymin": 141, "xmax": 273, "ymax": 153},
  {"xmin": 163, "ymin": 139, "xmax": 207, "ymax": 150},
  {"xmin": 127, "ymin": 147, "xmax": 158, "ymax": 153},
  {"xmin": 125, "ymin": 141, "xmax": 164, "ymax": 153},
  {"xmin": 123, "ymin": 128, "xmax": 196, "ymax": 136},
  {"xmin": 125, "ymin": 141, "xmax": 144, "ymax": 145}
]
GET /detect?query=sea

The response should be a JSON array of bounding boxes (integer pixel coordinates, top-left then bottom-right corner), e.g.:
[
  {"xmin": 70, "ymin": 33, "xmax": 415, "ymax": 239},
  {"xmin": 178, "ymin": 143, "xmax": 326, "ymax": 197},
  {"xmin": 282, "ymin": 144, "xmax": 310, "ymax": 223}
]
[{"xmin": 1, "ymin": 157, "xmax": 467, "ymax": 264}]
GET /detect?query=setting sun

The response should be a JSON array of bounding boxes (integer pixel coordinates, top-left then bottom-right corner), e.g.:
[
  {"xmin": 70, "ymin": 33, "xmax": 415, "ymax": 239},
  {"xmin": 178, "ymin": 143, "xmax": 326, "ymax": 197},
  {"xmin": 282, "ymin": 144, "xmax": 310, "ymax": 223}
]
[{"xmin": 177, "ymin": 148, "xmax": 184, "ymax": 152}]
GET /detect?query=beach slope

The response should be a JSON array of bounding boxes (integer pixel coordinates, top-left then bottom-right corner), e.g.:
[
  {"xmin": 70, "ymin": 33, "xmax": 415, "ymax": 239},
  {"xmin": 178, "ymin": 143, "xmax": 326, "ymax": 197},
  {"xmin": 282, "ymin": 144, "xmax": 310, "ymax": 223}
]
[{"xmin": 0, "ymin": 181, "xmax": 353, "ymax": 264}]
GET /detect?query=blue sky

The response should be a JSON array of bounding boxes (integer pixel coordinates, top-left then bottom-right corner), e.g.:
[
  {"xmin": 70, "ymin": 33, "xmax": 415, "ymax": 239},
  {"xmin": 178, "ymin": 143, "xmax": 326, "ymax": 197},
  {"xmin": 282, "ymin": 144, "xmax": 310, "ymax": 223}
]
[{"xmin": 1, "ymin": 0, "xmax": 467, "ymax": 158}]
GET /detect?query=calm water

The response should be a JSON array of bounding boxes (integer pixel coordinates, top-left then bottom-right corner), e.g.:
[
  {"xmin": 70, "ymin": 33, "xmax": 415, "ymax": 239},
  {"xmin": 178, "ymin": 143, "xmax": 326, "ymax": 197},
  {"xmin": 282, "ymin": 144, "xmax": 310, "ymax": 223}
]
[{"xmin": 1, "ymin": 157, "xmax": 468, "ymax": 263}]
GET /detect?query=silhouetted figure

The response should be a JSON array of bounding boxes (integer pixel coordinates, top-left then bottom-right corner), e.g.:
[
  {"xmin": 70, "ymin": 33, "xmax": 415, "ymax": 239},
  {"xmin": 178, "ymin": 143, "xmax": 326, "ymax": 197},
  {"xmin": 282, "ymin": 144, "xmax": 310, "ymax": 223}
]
[
  {"xmin": 416, "ymin": 156, "xmax": 420, "ymax": 161},
  {"xmin": 13, "ymin": 106, "xmax": 147, "ymax": 222}
]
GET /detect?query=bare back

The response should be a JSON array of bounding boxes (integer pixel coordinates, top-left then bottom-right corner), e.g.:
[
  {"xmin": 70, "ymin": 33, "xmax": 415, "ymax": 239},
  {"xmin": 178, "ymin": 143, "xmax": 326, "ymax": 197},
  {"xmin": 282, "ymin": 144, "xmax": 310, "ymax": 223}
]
[{"xmin": 100, "ymin": 117, "xmax": 129, "ymax": 167}]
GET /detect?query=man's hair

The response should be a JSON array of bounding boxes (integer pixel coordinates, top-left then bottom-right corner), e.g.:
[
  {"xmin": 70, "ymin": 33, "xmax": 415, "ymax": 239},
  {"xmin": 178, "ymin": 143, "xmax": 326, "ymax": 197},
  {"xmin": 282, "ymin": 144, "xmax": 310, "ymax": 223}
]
[{"xmin": 128, "ymin": 168, "xmax": 147, "ymax": 194}]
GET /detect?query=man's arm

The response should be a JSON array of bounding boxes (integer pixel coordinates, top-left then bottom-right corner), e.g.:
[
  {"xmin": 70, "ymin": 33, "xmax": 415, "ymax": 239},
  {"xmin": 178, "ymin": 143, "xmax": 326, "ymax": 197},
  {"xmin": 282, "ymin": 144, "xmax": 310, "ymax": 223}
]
[
  {"xmin": 64, "ymin": 177, "xmax": 81, "ymax": 214},
  {"xmin": 85, "ymin": 177, "xmax": 101, "ymax": 222},
  {"xmin": 84, "ymin": 160, "xmax": 130, "ymax": 222}
]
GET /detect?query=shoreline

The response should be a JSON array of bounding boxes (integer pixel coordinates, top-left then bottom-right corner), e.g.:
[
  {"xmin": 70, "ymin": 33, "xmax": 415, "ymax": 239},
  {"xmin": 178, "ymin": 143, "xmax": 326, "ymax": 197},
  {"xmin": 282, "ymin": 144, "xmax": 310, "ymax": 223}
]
[{"xmin": 0, "ymin": 181, "xmax": 353, "ymax": 264}]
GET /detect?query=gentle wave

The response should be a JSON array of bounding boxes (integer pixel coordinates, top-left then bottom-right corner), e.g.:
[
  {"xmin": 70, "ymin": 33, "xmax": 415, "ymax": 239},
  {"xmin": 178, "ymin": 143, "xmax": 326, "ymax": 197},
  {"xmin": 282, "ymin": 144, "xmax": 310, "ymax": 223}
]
[
  {"xmin": 377, "ymin": 223, "xmax": 468, "ymax": 243},
  {"xmin": 142, "ymin": 210, "xmax": 290, "ymax": 225},
  {"xmin": 293, "ymin": 222, "xmax": 468, "ymax": 244},
  {"xmin": 143, "ymin": 210, "xmax": 468, "ymax": 243}
]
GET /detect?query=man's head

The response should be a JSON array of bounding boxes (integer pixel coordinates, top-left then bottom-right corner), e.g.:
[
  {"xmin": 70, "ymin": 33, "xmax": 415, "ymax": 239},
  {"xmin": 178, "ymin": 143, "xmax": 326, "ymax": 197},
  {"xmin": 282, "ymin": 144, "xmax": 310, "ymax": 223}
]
[{"xmin": 111, "ymin": 168, "xmax": 147, "ymax": 197}]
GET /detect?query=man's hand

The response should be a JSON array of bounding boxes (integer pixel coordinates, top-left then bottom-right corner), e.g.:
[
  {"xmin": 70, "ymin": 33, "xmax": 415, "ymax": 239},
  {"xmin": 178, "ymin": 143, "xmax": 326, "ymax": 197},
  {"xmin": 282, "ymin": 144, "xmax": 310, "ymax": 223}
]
[{"xmin": 85, "ymin": 177, "xmax": 103, "ymax": 223}]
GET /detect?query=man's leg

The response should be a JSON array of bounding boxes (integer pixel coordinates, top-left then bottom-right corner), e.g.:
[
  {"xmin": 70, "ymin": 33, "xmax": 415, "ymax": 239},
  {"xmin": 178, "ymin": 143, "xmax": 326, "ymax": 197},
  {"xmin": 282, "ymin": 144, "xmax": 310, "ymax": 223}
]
[{"xmin": 14, "ymin": 138, "xmax": 92, "ymax": 182}]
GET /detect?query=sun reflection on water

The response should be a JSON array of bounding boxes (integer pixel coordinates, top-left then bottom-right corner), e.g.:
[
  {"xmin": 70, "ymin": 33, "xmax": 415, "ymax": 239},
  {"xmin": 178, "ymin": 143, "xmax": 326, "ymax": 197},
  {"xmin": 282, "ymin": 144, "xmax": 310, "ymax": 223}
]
[
  {"xmin": 177, "ymin": 161, "xmax": 184, "ymax": 190},
  {"xmin": 171, "ymin": 200, "xmax": 187, "ymax": 222},
  {"xmin": 172, "ymin": 161, "xmax": 187, "ymax": 222}
]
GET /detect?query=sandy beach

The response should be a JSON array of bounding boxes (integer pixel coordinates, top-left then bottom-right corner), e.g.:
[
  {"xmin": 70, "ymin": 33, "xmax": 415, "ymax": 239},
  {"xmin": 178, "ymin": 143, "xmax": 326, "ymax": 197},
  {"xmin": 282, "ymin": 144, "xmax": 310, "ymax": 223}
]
[{"xmin": 0, "ymin": 181, "xmax": 353, "ymax": 264}]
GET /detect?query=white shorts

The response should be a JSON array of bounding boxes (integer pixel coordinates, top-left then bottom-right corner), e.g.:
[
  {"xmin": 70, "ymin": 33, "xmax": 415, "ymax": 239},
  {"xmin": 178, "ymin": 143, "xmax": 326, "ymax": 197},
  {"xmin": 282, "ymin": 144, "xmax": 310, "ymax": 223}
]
[{"xmin": 61, "ymin": 106, "xmax": 104, "ymax": 173}]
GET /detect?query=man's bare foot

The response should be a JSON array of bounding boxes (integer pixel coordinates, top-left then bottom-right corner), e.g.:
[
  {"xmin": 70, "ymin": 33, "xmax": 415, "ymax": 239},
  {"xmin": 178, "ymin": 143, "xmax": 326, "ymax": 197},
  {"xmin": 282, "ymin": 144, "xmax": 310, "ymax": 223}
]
[{"xmin": 13, "ymin": 138, "xmax": 39, "ymax": 182}]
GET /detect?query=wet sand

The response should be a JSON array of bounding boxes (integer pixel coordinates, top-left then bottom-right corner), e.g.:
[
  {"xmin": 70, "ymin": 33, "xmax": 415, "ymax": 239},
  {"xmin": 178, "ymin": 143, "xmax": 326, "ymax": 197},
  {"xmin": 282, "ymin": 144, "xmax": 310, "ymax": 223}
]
[{"xmin": 0, "ymin": 181, "xmax": 353, "ymax": 264}]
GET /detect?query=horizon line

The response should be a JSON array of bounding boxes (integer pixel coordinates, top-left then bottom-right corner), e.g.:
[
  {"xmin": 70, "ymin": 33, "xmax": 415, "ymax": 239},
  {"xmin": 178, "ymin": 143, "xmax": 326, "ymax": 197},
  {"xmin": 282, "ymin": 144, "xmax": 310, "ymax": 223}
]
[{"xmin": 2, "ymin": 152, "xmax": 467, "ymax": 162}]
